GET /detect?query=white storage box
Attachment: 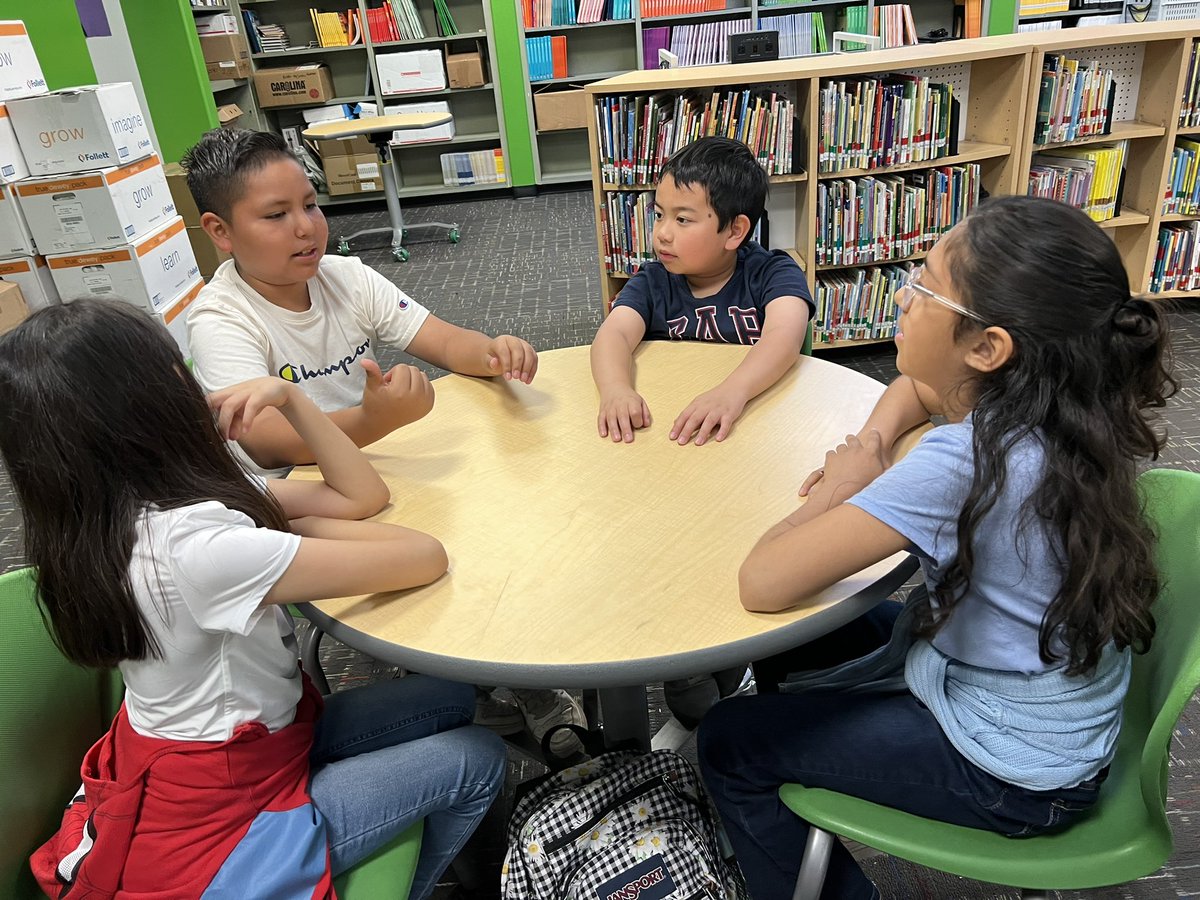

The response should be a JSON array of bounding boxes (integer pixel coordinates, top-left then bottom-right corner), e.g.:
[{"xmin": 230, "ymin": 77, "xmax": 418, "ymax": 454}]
[
  {"xmin": 0, "ymin": 182, "xmax": 35, "ymax": 256},
  {"xmin": 376, "ymin": 50, "xmax": 446, "ymax": 95},
  {"xmin": 154, "ymin": 277, "xmax": 204, "ymax": 359},
  {"xmin": 8, "ymin": 83, "xmax": 155, "ymax": 176},
  {"xmin": 16, "ymin": 154, "xmax": 174, "ymax": 253},
  {"xmin": 48, "ymin": 216, "xmax": 198, "ymax": 312},
  {"xmin": 0, "ymin": 254, "xmax": 58, "ymax": 310},
  {"xmin": 194, "ymin": 13, "xmax": 240, "ymax": 34},
  {"xmin": 384, "ymin": 101, "xmax": 455, "ymax": 143},
  {"xmin": 0, "ymin": 22, "xmax": 47, "ymax": 102},
  {"xmin": 0, "ymin": 103, "xmax": 29, "ymax": 183}
]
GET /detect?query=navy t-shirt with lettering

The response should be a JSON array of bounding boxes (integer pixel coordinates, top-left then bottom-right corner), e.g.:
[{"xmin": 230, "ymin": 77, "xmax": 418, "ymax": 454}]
[{"xmin": 612, "ymin": 243, "xmax": 813, "ymax": 344}]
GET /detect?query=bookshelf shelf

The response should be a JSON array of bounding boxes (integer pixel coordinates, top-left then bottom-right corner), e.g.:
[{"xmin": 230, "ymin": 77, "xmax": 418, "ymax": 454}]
[
  {"xmin": 192, "ymin": 4, "xmax": 232, "ymax": 12},
  {"xmin": 370, "ymin": 30, "xmax": 489, "ymax": 49},
  {"xmin": 1017, "ymin": 6, "xmax": 1123, "ymax": 22},
  {"xmin": 815, "ymin": 336, "xmax": 896, "ymax": 349},
  {"xmin": 817, "ymin": 142, "xmax": 1013, "ymax": 180},
  {"xmin": 210, "ymin": 79, "xmax": 247, "ymax": 92},
  {"xmin": 1149, "ymin": 289, "xmax": 1200, "ymax": 298},
  {"xmin": 286, "ymin": 93, "xmax": 375, "ymax": 110},
  {"xmin": 383, "ymin": 83, "xmax": 495, "ymax": 100},
  {"xmin": 1160, "ymin": 212, "xmax": 1200, "ymax": 222},
  {"xmin": 641, "ymin": 6, "xmax": 754, "ymax": 22},
  {"xmin": 525, "ymin": 20, "xmax": 635, "ymax": 34},
  {"xmin": 584, "ymin": 23, "xmax": 1200, "ymax": 350},
  {"xmin": 601, "ymin": 172, "xmax": 809, "ymax": 191},
  {"xmin": 251, "ymin": 45, "xmax": 366, "ymax": 59},
  {"xmin": 396, "ymin": 180, "xmax": 510, "ymax": 197},
  {"xmin": 534, "ymin": 71, "xmax": 631, "ymax": 85}
]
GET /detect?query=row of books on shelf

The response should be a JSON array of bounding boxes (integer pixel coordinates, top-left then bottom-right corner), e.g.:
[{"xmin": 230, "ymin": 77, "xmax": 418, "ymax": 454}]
[
  {"xmin": 818, "ymin": 76, "xmax": 960, "ymax": 174},
  {"xmin": 601, "ymin": 191, "xmax": 655, "ymax": 274},
  {"xmin": 642, "ymin": 0, "xmax": 730, "ymax": 16},
  {"xmin": 440, "ymin": 149, "xmax": 507, "ymax": 186},
  {"xmin": 813, "ymin": 264, "xmax": 908, "ymax": 344},
  {"xmin": 815, "ymin": 164, "xmax": 982, "ymax": 267},
  {"xmin": 310, "ymin": 9, "xmax": 362, "ymax": 46},
  {"xmin": 873, "ymin": 4, "xmax": 918, "ymax": 49},
  {"xmin": 1028, "ymin": 141, "xmax": 1126, "ymax": 222},
  {"xmin": 595, "ymin": 89, "xmax": 798, "ymax": 185},
  {"xmin": 1164, "ymin": 137, "xmax": 1200, "ymax": 217},
  {"xmin": 657, "ymin": 20, "xmax": 754, "ymax": 68},
  {"xmin": 758, "ymin": 13, "xmax": 829, "ymax": 58},
  {"xmin": 242, "ymin": 10, "xmax": 290, "ymax": 53},
  {"xmin": 521, "ymin": 0, "xmax": 631, "ymax": 27},
  {"xmin": 1180, "ymin": 41, "xmax": 1200, "ymax": 130},
  {"xmin": 1033, "ymin": 54, "xmax": 1118, "ymax": 146},
  {"xmin": 527, "ymin": 35, "xmax": 568, "ymax": 81},
  {"xmin": 1151, "ymin": 222, "xmax": 1200, "ymax": 293}
]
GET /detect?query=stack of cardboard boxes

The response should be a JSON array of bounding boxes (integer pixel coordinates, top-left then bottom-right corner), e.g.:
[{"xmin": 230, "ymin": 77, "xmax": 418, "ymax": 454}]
[
  {"xmin": 0, "ymin": 20, "xmax": 202, "ymax": 354},
  {"xmin": 164, "ymin": 162, "xmax": 232, "ymax": 276}
]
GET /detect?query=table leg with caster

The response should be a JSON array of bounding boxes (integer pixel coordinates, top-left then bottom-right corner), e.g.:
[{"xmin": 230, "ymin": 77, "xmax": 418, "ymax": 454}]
[{"xmin": 597, "ymin": 685, "xmax": 652, "ymax": 751}]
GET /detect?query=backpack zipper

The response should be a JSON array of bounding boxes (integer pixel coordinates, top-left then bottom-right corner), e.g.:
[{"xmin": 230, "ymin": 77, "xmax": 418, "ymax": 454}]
[{"xmin": 544, "ymin": 774, "xmax": 709, "ymax": 853}]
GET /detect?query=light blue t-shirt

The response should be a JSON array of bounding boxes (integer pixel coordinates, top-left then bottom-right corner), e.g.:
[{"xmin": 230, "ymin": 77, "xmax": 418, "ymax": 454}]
[{"xmin": 848, "ymin": 417, "xmax": 1063, "ymax": 674}]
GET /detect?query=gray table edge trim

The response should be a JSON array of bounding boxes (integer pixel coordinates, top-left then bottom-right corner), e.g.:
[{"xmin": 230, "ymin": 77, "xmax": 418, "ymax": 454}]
[{"xmin": 297, "ymin": 555, "xmax": 919, "ymax": 689}]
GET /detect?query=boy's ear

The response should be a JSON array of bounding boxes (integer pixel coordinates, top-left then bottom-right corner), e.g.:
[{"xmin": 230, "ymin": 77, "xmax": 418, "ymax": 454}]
[
  {"xmin": 200, "ymin": 211, "xmax": 234, "ymax": 255},
  {"xmin": 723, "ymin": 214, "xmax": 752, "ymax": 251},
  {"xmin": 963, "ymin": 325, "xmax": 1014, "ymax": 374}
]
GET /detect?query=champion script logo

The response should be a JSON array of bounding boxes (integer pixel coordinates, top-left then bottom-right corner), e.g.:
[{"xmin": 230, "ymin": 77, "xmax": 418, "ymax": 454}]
[{"xmin": 279, "ymin": 339, "xmax": 370, "ymax": 383}]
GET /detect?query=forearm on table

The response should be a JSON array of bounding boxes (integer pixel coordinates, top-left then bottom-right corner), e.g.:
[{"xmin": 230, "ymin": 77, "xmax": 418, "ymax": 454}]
[
  {"xmin": 275, "ymin": 396, "xmax": 387, "ymax": 510},
  {"xmin": 714, "ymin": 331, "xmax": 801, "ymax": 404},
  {"xmin": 858, "ymin": 376, "xmax": 939, "ymax": 450},
  {"xmin": 410, "ymin": 316, "xmax": 495, "ymax": 377},
  {"xmin": 590, "ymin": 328, "xmax": 638, "ymax": 394}
]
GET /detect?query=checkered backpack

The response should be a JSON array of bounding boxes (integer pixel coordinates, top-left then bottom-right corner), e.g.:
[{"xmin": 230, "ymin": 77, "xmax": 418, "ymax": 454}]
[{"xmin": 500, "ymin": 743, "xmax": 749, "ymax": 900}]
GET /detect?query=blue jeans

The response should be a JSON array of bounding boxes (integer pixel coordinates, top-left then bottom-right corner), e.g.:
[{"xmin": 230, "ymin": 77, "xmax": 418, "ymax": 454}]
[
  {"xmin": 308, "ymin": 675, "xmax": 507, "ymax": 900},
  {"xmin": 697, "ymin": 603, "xmax": 1105, "ymax": 900}
]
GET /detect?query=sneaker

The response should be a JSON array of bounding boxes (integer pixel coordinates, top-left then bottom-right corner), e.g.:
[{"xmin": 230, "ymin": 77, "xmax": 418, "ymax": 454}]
[
  {"xmin": 512, "ymin": 688, "xmax": 586, "ymax": 756},
  {"xmin": 474, "ymin": 687, "xmax": 524, "ymax": 736},
  {"xmin": 650, "ymin": 716, "xmax": 696, "ymax": 752}
]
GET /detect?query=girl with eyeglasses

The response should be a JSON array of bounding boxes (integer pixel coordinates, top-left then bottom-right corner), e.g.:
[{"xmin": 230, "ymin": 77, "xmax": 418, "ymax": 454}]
[
  {"xmin": 0, "ymin": 299, "xmax": 505, "ymax": 899},
  {"xmin": 697, "ymin": 195, "xmax": 1177, "ymax": 900}
]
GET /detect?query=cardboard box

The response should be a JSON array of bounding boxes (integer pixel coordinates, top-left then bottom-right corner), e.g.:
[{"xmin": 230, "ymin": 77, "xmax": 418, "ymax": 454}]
[
  {"xmin": 206, "ymin": 57, "xmax": 253, "ymax": 81},
  {"xmin": 383, "ymin": 100, "xmax": 454, "ymax": 143},
  {"xmin": 376, "ymin": 50, "xmax": 445, "ymax": 95},
  {"xmin": 0, "ymin": 22, "xmax": 47, "ymax": 102},
  {"xmin": 186, "ymin": 225, "xmax": 230, "ymax": 279},
  {"xmin": 200, "ymin": 33, "xmax": 249, "ymax": 65},
  {"xmin": 195, "ymin": 13, "xmax": 240, "ymax": 35},
  {"xmin": 0, "ymin": 276, "xmax": 26, "ymax": 333},
  {"xmin": 533, "ymin": 89, "xmax": 589, "ymax": 132},
  {"xmin": 0, "ymin": 103, "xmax": 29, "ymax": 183},
  {"xmin": 0, "ymin": 183, "xmax": 35, "ymax": 255},
  {"xmin": 323, "ymin": 152, "xmax": 381, "ymax": 196},
  {"xmin": 155, "ymin": 278, "xmax": 205, "ymax": 359},
  {"xmin": 48, "ymin": 216, "xmax": 199, "ymax": 313},
  {"xmin": 7, "ymin": 83, "xmax": 155, "ymax": 176},
  {"xmin": 16, "ymin": 154, "xmax": 175, "ymax": 254},
  {"xmin": 216, "ymin": 103, "xmax": 243, "ymax": 127},
  {"xmin": 164, "ymin": 162, "xmax": 200, "ymax": 227},
  {"xmin": 446, "ymin": 51, "xmax": 485, "ymax": 89},
  {"xmin": 0, "ymin": 254, "xmax": 58, "ymax": 310},
  {"xmin": 254, "ymin": 65, "xmax": 335, "ymax": 108},
  {"xmin": 316, "ymin": 135, "xmax": 373, "ymax": 157}
]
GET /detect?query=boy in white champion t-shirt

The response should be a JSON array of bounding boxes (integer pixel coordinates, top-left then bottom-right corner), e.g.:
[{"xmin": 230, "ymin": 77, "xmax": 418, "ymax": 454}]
[
  {"xmin": 183, "ymin": 128, "xmax": 585, "ymax": 754},
  {"xmin": 184, "ymin": 128, "xmax": 538, "ymax": 479}
]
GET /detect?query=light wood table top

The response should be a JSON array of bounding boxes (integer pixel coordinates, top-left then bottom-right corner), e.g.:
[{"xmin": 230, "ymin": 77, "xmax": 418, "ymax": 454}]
[
  {"xmin": 301, "ymin": 113, "xmax": 452, "ymax": 140},
  {"xmin": 295, "ymin": 343, "xmax": 918, "ymax": 689}
]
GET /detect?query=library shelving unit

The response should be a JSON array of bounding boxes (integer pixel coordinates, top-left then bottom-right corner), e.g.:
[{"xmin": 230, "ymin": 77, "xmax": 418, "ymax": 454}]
[
  {"xmin": 584, "ymin": 22, "xmax": 1200, "ymax": 350},
  {"xmin": 236, "ymin": 0, "xmax": 510, "ymax": 206},
  {"xmin": 517, "ymin": 0, "xmax": 963, "ymax": 186},
  {"xmin": 190, "ymin": 3, "xmax": 267, "ymax": 134}
]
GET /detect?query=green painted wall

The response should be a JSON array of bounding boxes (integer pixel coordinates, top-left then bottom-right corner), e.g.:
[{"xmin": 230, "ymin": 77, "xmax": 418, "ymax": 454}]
[
  {"xmin": 120, "ymin": 0, "xmax": 217, "ymax": 163},
  {"xmin": 0, "ymin": 1, "xmax": 96, "ymax": 88},
  {"xmin": 987, "ymin": 0, "xmax": 1019, "ymax": 34},
  {"xmin": 489, "ymin": 0, "xmax": 536, "ymax": 187}
]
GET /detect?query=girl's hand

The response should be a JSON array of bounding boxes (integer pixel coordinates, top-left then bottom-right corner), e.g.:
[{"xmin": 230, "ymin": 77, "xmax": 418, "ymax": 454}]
[
  {"xmin": 819, "ymin": 430, "xmax": 887, "ymax": 496},
  {"xmin": 207, "ymin": 377, "xmax": 297, "ymax": 441}
]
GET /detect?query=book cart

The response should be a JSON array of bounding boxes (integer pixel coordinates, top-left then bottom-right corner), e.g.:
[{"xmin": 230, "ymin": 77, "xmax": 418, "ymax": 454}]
[{"xmin": 585, "ymin": 21, "xmax": 1200, "ymax": 350}]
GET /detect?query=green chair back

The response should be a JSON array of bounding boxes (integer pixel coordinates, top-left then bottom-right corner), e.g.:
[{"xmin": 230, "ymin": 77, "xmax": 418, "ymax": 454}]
[
  {"xmin": 801, "ymin": 320, "xmax": 813, "ymax": 357},
  {"xmin": 780, "ymin": 467, "xmax": 1200, "ymax": 891},
  {"xmin": 0, "ymin": 566, "xmax": 423, "ymax": 899}
]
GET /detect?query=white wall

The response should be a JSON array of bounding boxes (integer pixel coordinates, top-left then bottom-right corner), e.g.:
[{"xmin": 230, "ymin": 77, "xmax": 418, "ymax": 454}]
[{"xmin": 83, "ymin": 0, "xmax": 161, "ymax": 156}]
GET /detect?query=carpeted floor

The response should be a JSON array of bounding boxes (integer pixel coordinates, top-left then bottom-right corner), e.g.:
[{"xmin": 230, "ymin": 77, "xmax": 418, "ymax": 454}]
[{"xmin": 1, "ymin": 186, "xmax": 1197, "ymax": 898}]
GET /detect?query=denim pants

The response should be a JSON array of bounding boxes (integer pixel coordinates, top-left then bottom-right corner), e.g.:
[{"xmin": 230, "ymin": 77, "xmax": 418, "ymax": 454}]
[
  {"xmin": 697, "ymin": 603, "xmax": 1104, "ymax": 900},
  {"xmin": 308, "ymin": 675, "xmax": 507, "ymax": 900}
]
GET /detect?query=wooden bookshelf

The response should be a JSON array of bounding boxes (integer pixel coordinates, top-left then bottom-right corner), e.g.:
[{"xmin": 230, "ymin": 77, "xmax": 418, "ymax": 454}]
[{"xmin": 584, "ymin": 23, "xmax": 1200, "ymax": 349}]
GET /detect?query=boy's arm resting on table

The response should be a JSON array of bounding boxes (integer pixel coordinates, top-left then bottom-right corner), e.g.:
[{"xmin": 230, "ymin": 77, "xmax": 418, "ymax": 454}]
[
  {"xmin": 591, "ymin": 306, "xmax": 651, "ymax": 442},
  {"xmin": 235, "ymin": 360, "xmax": 435, "ymax": 469},
  {"xmin": 741, "ymin": 430, "xmax": 908, "ymax": 612},
  {"xmin": 671, "ymin": 296, "xmax": 809, "ymax": 446},
  {"xmin": 263, "ymin": 517, "xmax": 448, "ymax": 606},
  {"xmin": 406, "ymin": 314, "xmax": 538, "ymax": 383}
]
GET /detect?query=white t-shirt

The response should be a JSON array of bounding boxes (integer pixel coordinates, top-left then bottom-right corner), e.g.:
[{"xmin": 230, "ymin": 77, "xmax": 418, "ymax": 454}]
[
  {"xmin": 120, "ymin": 499, "xmax": 303, "ymax": 742},
  {"xmin": 187, "ymin": 255, "xmax": 431, "ymax": 475}
]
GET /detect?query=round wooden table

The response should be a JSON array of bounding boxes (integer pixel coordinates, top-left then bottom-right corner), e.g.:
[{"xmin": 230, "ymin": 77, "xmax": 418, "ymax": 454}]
[{"xmin": 295, "ymin": 342, "xmax": 917, "ymax": 747}]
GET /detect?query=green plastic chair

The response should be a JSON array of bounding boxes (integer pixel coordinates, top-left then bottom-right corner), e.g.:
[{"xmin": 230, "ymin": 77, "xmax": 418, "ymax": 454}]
[
  {"xmin": 0, "ymin": 566, "xmax": 423, "ymax": 899},
  {"xmin": 780, "ymin": 467, "xmax": 1200, "ymax": 900}
]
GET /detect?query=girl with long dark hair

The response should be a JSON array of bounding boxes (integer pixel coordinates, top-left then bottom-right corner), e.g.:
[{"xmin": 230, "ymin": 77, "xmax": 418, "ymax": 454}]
[
  {"xmin": 698, "ymin": 196, "xmax": 1177, "ymax": 900},
  {"xmin": 0, "ymin": 299, "xmax": 505, "ymax": 899}
]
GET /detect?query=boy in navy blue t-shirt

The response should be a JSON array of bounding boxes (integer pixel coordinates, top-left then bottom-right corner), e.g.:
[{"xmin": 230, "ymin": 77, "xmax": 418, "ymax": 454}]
[
  {"xmin": 590, "ymin": 137, "xmax": 815, "ymax": 742},
  {"xmin": 591, "ymin": 136, "xmax": 814, "ymax": 447}
]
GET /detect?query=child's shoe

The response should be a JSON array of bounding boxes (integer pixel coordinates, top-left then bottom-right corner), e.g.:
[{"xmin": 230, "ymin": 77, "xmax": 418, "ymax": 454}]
[
  {"xmin": 512, "ymin": 688, "xmax": 586, "ymax": 755},
  {"xmin": 473, "ymin": 687, "xmax": 524, "ymax": 736}
]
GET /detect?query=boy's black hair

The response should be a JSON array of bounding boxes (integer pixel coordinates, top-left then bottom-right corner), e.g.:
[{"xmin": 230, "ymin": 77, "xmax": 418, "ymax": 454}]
[
  {"xmin": 659, "ymin": 137, "xmax": 768, "ymax": 245},
  {"xmin": 180, "ymin": 128, "xmax": 300, "ymax": 221}
]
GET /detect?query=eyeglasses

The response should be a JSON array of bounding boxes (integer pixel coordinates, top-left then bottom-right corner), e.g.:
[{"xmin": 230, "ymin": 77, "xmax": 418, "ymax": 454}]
[{"xmin": 895, "ymin": 266, "xmax": 987, "ymax": 324}]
